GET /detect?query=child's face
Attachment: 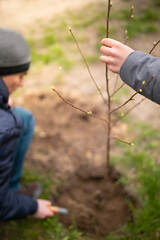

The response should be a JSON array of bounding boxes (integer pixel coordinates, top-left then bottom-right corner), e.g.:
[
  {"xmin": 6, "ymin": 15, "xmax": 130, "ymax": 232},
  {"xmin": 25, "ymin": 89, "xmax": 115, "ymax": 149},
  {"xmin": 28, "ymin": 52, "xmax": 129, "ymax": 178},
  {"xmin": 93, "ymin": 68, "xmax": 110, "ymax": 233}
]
[{"xmin": 2, "ymin": 72, "xmax": 27, "ymax": 94}]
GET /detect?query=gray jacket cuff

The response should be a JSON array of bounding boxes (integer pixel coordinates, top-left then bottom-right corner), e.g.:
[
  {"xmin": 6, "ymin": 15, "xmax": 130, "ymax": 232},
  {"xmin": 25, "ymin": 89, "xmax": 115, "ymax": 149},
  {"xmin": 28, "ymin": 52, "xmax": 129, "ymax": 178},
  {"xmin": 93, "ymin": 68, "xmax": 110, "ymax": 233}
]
[{"xmin": 120, "ymin": 51, "xmax": 160, "ymax": 104}]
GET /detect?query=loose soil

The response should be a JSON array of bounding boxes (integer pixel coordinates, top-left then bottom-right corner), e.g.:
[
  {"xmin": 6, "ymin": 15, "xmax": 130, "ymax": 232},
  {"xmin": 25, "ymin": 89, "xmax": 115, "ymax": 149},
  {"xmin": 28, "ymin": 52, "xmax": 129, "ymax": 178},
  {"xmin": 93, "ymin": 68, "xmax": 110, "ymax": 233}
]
[{"xmin": 21, "ymin": 91, "xmax": 136, "ymax": 237}]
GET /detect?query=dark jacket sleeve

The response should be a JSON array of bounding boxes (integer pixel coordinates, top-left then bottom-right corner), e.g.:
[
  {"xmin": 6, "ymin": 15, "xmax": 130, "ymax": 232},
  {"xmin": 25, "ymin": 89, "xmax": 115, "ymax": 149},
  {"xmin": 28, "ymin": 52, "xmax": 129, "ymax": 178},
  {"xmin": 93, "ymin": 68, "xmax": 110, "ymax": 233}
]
[
  {"xmin": 0, "ymin": 128, "xmax": 38, "ymax": 221},
  {"xmin": 120, "ymin": 51, "xmax": 160, "ymax": 104}
]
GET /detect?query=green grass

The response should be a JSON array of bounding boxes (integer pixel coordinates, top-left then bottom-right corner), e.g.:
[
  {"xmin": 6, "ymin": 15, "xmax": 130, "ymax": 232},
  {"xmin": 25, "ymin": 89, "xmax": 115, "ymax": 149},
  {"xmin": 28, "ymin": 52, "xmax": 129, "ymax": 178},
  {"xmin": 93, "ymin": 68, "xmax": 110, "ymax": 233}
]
[
  {"xmin": 115, "ymin": 8, "xmax": 160, "ymax": 38},
  {"xmin": 41, "ymin": 27, "xmax": 57, "ymax": 46},
  {"xmin": 0, "ymin": 217, "xmax": 84, "ymax": 240},
  {"xmin": 0, "ymin": 164, "xmax": 90, "ymax": 240},
  {"xmin": 26, "ymin": 0, "xmax": 160, "ymax": 74},
  {"xmin": 28, "ymin": 38, "xmax": 74, "ymax": 71},
  {"xmin": 109, "ymin": 122, "xmax": 160, "ymax": 240},
  {"xmin": 25, "ymin": 2, "xmax": 115, "ymax": 72}
]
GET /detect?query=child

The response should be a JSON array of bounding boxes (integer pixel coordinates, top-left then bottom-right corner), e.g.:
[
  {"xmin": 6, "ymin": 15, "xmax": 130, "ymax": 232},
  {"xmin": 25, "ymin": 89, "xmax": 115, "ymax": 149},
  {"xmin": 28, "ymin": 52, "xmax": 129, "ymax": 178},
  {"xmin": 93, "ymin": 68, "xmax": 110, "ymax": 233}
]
[
  {"xmin": 100, "ymin": 38, "xmax": 160, "ymax": 104},
  {"xmin": 0, "ymin": 28, "xmax": 54, "ymax": 220}
]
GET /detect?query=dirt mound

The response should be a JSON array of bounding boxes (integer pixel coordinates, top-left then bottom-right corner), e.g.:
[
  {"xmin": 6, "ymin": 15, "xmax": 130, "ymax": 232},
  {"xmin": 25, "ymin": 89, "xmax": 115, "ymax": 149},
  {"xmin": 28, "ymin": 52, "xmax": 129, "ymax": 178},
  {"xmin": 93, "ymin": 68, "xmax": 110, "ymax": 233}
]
[
  {"xmin": 21, "ymin": 91, "xmax": 136, "ymax": 237},
  {"xmin": 56, "ymin": 167, "xmax": 134, "ymax": 237}
]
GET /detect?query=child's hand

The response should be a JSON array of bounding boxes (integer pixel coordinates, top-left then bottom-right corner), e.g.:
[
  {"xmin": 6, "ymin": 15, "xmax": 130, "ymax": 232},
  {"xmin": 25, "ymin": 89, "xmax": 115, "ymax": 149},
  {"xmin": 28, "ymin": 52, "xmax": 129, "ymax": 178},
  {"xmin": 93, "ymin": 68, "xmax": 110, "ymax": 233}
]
[
  {"xmin": 100, "ymin": 38, "xmax": 134, "ymax": 73},
  {"xmin": 8, "ymin": 97, "xmax": 13, "ymax": 107},
  {"xmin": 34, "ymin": 199, "xmax": 54, "ymax": 219}
]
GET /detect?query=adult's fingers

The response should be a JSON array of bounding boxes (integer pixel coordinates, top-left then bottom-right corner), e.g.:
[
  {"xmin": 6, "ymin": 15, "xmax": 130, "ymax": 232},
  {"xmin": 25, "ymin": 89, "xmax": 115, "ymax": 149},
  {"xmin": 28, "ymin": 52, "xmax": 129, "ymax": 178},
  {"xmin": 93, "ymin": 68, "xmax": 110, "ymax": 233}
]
[
  {"xmin": 100, "ymin": 55, "xmax": 107, "ymax": 63},
  {"xmin": 101, "ymin": 38, "xmax": 119, "ymax": 47},
  {"xmin": 100, "ymin": 45, "xmax": 112, "ymax": 56},
  {"xmin": 100, "ymin": 55, "xmax": 114, "ymax": 64}
]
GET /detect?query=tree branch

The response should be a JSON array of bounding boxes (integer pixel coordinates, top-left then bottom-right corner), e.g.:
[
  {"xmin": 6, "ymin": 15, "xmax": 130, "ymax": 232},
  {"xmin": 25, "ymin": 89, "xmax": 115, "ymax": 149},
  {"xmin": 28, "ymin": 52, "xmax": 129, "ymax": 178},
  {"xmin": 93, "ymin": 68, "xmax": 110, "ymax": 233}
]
[
  {"xmin": 112, "ymin": 98, "xmax": 145, "ymax": 126},
  {"xmin": 110, "ymin": 75, "xmax": 155, "ymax": 114},
  {"xmin": 124, "ymin": 5, "xmax": 134, "ymax": 45},
  {"xmin": 68, "ymin": 27, "xmax": 107, "ymax": 104},
  {"xmin": 149, "ymin": 40, "xmax": 160, "ymax": 54},
  {"xmin": 111, "ymin": 82, "xmax": 125, "ymax": 98},
  {"xmin": 111, "ymin": 136, "xmax": 134, "ymax": 146},
  {"xmin": 51, "ymin": 86, "xmax": 109, "ymax": 124}
]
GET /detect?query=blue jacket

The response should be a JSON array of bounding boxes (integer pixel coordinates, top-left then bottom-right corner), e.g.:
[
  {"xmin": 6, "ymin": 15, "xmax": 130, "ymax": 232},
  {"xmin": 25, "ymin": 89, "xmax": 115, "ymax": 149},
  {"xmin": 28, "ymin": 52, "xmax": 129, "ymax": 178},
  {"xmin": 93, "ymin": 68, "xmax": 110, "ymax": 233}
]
[{"xmin": 0, "ymin": 77, "xmax": 38, "ymax": 220}]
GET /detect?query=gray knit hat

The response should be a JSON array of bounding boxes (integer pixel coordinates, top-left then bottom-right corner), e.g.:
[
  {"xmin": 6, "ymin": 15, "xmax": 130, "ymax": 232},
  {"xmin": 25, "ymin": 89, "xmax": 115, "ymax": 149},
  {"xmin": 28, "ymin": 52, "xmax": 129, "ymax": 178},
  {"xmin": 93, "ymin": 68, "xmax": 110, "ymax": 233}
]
[{"xmin": 0, "ymin": 28, "xmax": 31, "ymax": 76}]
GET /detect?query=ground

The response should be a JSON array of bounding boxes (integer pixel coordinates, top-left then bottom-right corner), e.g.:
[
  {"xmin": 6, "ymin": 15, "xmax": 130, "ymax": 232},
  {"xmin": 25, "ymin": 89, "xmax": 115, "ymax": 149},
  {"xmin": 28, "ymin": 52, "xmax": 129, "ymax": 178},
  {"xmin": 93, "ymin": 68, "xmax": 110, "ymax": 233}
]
[
  {"xmin": 1, "ymin": 0, "xmax": 160, "ymax": 238},
  {"xmin": 21, "ymin": 91, "xmax": 137, "ymax": 237}
]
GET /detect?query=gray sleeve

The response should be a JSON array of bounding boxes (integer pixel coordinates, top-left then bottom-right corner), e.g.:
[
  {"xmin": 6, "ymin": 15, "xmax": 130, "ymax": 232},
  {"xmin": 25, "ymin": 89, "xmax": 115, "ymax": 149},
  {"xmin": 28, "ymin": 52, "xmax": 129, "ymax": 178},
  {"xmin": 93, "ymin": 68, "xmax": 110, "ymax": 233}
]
[{"xmin": 120, "ymin": 51, "xmax": 160, "ymax": 104}]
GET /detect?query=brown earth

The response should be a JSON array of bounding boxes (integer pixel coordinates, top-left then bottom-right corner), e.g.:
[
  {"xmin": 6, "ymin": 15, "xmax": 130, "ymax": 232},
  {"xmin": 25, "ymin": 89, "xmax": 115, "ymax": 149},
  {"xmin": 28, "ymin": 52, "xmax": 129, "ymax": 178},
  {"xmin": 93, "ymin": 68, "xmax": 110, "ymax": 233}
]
[{"xmin": 20, "ymin": 91, "xmax": 137, "ymax": 237}]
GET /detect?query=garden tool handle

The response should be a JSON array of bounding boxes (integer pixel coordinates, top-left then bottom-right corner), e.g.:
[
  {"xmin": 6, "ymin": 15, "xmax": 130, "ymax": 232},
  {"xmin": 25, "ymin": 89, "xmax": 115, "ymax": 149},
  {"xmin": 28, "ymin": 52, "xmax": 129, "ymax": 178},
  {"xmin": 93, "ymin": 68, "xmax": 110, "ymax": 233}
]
[{"xmin": 48, "ymin": 205, "xmax": 69, "ymax": 214}]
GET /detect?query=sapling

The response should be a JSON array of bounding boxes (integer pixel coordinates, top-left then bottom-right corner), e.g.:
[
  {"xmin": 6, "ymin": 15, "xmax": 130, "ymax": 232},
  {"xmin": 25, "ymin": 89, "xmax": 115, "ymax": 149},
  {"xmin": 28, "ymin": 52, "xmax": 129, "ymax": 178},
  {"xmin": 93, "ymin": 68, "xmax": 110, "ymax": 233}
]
[
  {"xmin": 52, "ymin": 0, "xmax": 158, "ymax": 174},
  {"xmin": 105, "ymin": 0, "xmax": 112, "ymax": 172}
]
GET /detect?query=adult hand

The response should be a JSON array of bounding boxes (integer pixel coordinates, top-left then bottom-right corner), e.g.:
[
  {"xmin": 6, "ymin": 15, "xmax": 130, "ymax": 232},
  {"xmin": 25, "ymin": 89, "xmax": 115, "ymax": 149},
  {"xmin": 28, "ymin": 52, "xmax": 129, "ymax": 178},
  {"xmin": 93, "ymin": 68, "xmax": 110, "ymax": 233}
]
[
  {"xmin": 34, "ymin": 199, "xmax": 54, "ymax": 219},
  {"xmin": 100, "ymin": 38, "xmax": 134, "ymax": 73}
]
